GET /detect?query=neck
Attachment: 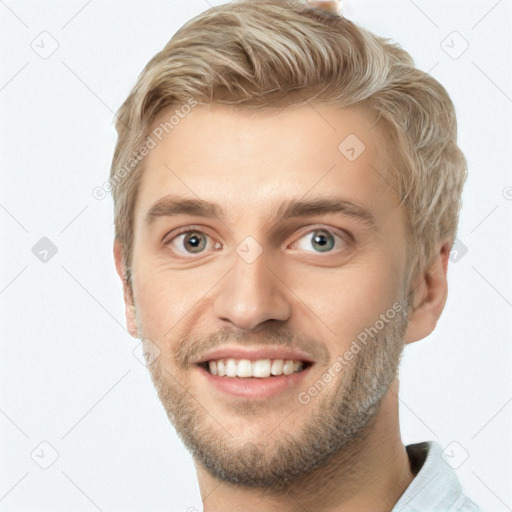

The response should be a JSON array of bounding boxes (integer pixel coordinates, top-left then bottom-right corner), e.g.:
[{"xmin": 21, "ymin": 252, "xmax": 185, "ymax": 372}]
[{"xmin": 195, "ymin": 379, "xmax": 413, "ymax": 512}]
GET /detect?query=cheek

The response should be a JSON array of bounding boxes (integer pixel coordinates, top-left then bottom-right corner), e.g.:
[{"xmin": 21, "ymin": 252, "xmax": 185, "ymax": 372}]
[
  {"xmin": 293, "ymin": 260, "xmax": 401, "ymax": 354},
  {"xmin": 133, "ymin": 265, "xmax": 195, "ymax": 337}
]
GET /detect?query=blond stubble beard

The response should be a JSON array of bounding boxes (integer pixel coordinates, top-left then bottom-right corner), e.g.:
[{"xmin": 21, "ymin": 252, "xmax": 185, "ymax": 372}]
[{"xmin": 135, "ymin": 297, "xmax": 409, "ymax": 493}]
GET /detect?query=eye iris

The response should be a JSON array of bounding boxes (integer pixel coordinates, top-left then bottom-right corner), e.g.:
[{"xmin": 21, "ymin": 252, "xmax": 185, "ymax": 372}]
[
  {"xmin": 312, "ymin": 230, "xmax": 335, "ymax": 252},
  {"xmin": 184, "ymin": 232, "xmax": 207, "ymax": 253},
  {"xmin": 178, "ymin": 230, "xmax": 337, "ymax": 254}
]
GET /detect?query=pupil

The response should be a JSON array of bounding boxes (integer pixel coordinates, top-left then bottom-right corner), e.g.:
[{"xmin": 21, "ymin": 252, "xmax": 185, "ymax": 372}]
[
  {"xmin": 185, "ymin": 233, "xmax": 206, "ymax": 253},
  {"xmin": 313, "ymin": 230, "xmax": 334, "ymax": 252}
]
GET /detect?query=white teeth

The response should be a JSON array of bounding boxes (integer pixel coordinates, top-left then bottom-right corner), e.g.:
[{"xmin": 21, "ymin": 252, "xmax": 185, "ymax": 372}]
[
  {"xmin": 226, "ymin": 358, "xmax": 237, "ymax": 377},
  {"xmin": 283, "ymin": 360, "xmax": 295, "ymax": 375},
  {"xmin": 205, "ymin": 358, "xmax": 306, "ymax": 378},
  {"xmin": 252, "ymin": 359, "xmax": 271, "ymax": 378},
  {"xmin": 217, "ymin": 359, "xmax": 226, "ymax": 377},
  {"xmin": 271, "ymin": 359, "xmax": 283, "ymax": 375},
  {"xmin": 236, "ymin": 359, "xmax": 252, "ymax": 378}
]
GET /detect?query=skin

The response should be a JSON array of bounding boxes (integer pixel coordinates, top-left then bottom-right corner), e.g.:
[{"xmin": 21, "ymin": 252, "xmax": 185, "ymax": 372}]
[{"xmin": 114, "ymin": 102, "xmax": 451, "ymax": 511}]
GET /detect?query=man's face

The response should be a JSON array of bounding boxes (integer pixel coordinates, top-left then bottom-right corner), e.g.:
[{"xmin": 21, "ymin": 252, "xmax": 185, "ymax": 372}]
[{"xmin": 127, "ymin": 102, "xmax": 410, "ymax": 490}]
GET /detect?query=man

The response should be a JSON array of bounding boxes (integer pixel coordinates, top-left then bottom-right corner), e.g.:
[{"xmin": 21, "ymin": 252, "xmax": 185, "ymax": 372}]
[{"xmin": 110, "ymin": 0, "xmax": 483, "ymax": 509}]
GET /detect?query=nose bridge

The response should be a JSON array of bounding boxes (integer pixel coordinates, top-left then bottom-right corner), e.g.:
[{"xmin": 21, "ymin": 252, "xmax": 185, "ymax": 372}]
[{"xmin": 213, "ymin": 236, "xmax": 291, "ymax": 331}]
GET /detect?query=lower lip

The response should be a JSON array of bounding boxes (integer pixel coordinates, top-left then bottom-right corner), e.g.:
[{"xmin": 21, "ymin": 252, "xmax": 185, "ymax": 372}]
[{"xmin": 196, "ymin": 365, "xmax": 312, "ymax": 399}]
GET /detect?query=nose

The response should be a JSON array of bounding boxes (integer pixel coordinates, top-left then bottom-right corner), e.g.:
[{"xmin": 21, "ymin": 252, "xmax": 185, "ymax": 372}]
[{"xmin": 213, "ymin": 245, "xmax": 292, "ymax": 331}]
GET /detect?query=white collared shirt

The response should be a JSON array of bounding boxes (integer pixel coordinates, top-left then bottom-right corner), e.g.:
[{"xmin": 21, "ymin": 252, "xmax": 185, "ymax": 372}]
[{"xmin": 392, "ymin": 441, "xmax": 484, "ymax": 511}]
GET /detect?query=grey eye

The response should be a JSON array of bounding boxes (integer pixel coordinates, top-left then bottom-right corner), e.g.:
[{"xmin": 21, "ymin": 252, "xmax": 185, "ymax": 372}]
[
  {"xmin": 165, "ymin": 231, "xmax": 209, "ymax": 255},
  {"xmin": 294, "ymin": 229, "xmax": 340, "ymax": 253},
  {"xmin": 180, "ymin": 232, "xmax": 208, "ymax": 253}
]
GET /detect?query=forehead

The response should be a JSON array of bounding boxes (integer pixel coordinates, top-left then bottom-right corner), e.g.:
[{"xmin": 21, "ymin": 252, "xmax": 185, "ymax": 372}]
[{"xmin": 133, "ymin": 102, "xmax": 399, "ymax": 229}]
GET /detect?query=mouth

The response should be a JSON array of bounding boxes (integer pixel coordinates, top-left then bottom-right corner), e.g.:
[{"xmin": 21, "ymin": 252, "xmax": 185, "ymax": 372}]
[
  {"xmin": 197, "ymin": 358, "xmax": 313, "ymax": 378},
  {"xmin": 193, "ymin": 348, "xmax": 315, "ymax": 399}
]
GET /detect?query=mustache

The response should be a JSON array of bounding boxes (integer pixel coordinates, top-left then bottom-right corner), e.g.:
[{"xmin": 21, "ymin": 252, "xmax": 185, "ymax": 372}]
[{"xmin": 173, "ymin": 326, "xmax": 330, "ymax": 368}]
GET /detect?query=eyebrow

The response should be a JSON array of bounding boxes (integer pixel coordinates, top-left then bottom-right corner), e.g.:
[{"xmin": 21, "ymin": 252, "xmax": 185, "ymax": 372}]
[{"xmin": 144, "ymin": 194, "xmax": 377, "ymax": 230}]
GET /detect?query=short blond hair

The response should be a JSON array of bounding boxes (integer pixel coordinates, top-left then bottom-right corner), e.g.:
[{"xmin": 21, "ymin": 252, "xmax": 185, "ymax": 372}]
[{"xmin": 110, "ymin": 0, "xmax": 467, "ymax": 288}]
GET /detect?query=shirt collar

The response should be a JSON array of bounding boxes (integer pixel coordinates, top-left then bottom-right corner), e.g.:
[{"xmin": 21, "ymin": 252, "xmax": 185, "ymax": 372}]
[{"xmin": 392, "ymin": 441, "xmax": 463, "ymax": 511}]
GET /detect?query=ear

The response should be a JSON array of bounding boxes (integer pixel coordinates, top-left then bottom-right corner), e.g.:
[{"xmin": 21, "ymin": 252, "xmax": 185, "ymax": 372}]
[
  {"xmin": 113, "ymin": 239, "xmax": 139, "ymax": 338},
  {"xmin": 404, "ymin": 240, "xmax": 451, "ymax": 344}
]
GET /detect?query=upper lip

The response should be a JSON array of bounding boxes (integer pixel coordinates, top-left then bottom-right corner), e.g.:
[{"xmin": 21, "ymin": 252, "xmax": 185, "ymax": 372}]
[{"xmin": 192, "ymin": 346, "xmax": 316, "ymax": 365}]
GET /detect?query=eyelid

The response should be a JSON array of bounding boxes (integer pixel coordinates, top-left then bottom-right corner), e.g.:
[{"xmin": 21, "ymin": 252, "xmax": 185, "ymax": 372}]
[
  {"xmin": 162, "ymin": 224, "xmax": 353, "ymax": 258},
  {"xmin": 162, "ymin": 225, "xmax": 214, "ymax": 245},
  {"xmin": 163, "ymin": 226, "xmax": 221, "ymax": 259},
  {"xmin": 163, "ymin": 224, "xmax": 351, "ymax": 243},
  {"xmin": 288, "ymin": 224, "xmax": 352, "ymax": 247},
  {"xmin": 287, "ymin": 225, "xmax": 351, "ymax": 252}
]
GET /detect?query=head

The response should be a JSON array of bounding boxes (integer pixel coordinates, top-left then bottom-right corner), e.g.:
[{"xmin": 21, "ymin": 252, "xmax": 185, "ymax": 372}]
[{"xmin": 111, "ymin": 0, "xmax": 467, "ymax": 492}]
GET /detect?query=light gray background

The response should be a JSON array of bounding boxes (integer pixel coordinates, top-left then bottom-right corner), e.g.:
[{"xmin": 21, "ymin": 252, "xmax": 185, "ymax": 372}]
[{"xmin": 1, "ymin": 1, "xmax": 511, "ymax": 511}]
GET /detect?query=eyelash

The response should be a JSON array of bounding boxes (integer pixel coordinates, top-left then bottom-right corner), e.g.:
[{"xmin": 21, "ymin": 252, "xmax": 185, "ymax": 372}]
[{"xmin": 163, "ymin": 225, "xmax": 351, "ymax": 259}]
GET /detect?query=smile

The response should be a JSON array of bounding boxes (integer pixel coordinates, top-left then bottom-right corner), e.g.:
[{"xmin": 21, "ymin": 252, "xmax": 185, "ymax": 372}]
[{"xmin": 199, "ymin": 358, "xmax": 311, "ymax": 378}]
